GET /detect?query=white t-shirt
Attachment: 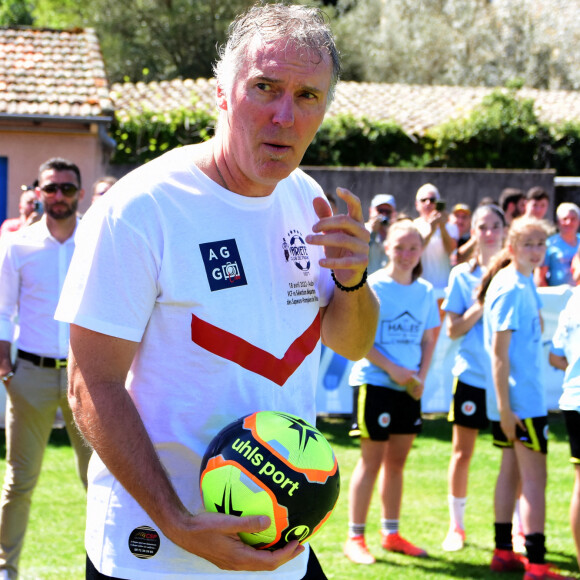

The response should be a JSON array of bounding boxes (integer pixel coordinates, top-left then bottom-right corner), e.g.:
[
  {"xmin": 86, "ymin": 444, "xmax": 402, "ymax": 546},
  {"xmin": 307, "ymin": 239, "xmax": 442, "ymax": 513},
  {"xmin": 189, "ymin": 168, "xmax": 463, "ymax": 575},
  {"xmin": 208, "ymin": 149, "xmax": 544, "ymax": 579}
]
[
  {"xmin": 56, "ymin": 145, "xmax": 334, "ymax": 579},
  {"xmin": 414, "ymin": 218, "xmax": 459, "ymax": 299}
]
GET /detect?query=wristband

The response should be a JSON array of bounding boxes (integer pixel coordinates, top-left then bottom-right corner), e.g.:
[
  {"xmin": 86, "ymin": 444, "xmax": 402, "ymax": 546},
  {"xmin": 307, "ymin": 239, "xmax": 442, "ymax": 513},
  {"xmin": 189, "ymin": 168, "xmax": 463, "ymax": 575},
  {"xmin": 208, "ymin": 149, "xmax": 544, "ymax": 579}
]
[{"xmin": 331, "ymin": 269, "xmax": 368, "ymax": 292}]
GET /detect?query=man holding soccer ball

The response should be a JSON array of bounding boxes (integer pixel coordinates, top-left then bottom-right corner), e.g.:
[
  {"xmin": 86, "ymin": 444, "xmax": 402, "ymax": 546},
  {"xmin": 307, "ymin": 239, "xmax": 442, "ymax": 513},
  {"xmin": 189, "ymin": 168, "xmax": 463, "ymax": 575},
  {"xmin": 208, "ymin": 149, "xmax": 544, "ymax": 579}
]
[{"xmin": 56, "ymin": 4, "xmax": 378, "ymax": 579}]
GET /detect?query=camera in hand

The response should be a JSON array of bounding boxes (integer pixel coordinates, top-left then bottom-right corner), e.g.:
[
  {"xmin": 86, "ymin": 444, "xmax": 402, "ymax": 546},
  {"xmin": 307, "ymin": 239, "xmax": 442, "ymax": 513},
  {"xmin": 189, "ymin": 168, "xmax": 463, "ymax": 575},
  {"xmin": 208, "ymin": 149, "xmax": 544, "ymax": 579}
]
[
  {"xmin": 435, "ymin": 200, "xmax": 446, "ymax": 212},
  {"xmin": 380, "ymin": 216, "xmax": 390, "ymax": 226}
]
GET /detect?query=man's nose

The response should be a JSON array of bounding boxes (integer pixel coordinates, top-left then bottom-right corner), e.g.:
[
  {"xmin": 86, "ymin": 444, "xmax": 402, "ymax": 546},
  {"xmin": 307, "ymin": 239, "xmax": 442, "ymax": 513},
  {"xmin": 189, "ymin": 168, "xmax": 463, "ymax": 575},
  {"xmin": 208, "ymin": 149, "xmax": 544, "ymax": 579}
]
[{"xmin": 272, "ymin": 94, "xmax": 295, "ymax": 127}]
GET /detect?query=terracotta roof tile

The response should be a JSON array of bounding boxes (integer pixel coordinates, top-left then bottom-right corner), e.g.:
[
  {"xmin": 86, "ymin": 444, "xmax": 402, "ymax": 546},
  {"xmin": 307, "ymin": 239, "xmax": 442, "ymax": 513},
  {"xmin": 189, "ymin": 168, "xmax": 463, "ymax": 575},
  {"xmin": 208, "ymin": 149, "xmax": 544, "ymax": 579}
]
[
  {"xmin": 111, "ymin": 77, "xmax": 580, "ymax": 135},
  {"xmin": 0, "ymin": 26, "xmax": 113, "ymax": 118}
]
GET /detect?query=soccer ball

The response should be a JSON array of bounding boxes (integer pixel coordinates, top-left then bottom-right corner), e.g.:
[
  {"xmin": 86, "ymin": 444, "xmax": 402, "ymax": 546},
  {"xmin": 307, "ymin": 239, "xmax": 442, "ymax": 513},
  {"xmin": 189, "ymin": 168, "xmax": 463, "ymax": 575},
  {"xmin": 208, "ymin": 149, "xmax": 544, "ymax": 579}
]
[{"xmin": 199, "ymin": 410, "xmax": 340, "ymax": 550}]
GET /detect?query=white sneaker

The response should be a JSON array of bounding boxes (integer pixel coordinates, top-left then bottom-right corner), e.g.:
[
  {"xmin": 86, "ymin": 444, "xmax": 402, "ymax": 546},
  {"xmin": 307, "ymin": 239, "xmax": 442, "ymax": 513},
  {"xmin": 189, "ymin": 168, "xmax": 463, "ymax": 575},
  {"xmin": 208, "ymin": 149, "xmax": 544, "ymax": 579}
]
[{"xmin": 442, "ymin": 527, "xmax": 465, "ymax": 551}]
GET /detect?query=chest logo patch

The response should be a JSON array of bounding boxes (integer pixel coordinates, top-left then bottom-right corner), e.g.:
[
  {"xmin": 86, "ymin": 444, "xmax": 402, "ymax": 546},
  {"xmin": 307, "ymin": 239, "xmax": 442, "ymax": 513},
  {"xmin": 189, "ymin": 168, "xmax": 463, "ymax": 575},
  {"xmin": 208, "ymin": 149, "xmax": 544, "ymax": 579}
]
[
  {"xmin": 199, "ymin": 239, "xmax": 247, "ymax": 292},
  {"xmin": 282, "ymin": 230, "xmax": 311, "ymax": 275}
]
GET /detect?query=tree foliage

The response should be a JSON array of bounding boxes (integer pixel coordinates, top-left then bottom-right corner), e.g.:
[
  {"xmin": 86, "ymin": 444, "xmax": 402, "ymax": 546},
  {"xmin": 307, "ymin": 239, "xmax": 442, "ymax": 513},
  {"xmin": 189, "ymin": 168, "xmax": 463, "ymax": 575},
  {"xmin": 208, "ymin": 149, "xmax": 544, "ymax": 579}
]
[
  {"xmin": 333, "ymin": 0, "xmax": 580, "ymax": 90},
  {"xmin": 31, "ymin": 0, "xmax": 258, "ymax": 83},
  {"xmin": 0, "ymin": 0, "xmax": 34, "ymax": 25}
]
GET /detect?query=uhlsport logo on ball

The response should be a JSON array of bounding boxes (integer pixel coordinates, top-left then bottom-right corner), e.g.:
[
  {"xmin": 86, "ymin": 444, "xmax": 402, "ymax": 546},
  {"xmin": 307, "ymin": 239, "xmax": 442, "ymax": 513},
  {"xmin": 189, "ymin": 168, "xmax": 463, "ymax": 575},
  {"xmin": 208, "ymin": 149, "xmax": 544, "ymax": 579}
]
[{"xmin": 200, "ymin": 410, "xmax": 340, "ymax": 550}]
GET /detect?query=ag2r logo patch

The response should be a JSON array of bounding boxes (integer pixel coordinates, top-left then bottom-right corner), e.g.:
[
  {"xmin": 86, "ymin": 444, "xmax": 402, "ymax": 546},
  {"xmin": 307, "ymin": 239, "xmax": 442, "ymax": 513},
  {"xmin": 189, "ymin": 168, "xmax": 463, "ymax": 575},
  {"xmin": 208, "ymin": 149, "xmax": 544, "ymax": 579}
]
[{"xmin": 199, "ymin": 239, "xmax": 247, "ymax": 292}]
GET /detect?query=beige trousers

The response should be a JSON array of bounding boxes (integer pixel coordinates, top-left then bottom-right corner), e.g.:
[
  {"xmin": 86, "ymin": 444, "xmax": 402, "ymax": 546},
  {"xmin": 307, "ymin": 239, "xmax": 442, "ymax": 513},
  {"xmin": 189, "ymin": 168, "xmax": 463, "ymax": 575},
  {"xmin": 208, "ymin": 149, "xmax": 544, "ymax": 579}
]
[{"xmin": 0, "ymin": 358, "xmax": 92, "ymax": 578}]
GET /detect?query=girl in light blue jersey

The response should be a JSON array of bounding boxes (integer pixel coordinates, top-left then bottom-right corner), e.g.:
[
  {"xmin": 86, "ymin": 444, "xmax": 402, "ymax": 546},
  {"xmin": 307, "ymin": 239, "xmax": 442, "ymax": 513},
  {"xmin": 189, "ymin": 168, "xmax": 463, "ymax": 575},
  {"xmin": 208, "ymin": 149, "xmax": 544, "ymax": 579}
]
[
  {"xmin": 442, "ymin": 205, "xmax": 506, "ymax": 552},
  {"xmin": 344, "ymin": 219, "xmax": 439, "ymax": 565},
  {"xmin": 549, "ymin": 287, "xmax": 580, "ymax": 569},
  {"xmin": 479, "ymin": 217, "xmax": 566, "ymax": 580}
]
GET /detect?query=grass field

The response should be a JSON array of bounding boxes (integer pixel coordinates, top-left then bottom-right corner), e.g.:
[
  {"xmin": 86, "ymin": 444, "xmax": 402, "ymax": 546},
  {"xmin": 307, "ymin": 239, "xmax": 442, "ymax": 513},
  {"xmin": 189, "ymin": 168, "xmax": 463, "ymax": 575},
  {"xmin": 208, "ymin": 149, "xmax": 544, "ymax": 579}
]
[{"xmin": 1, "ymin": 413, "xmax": 579, "ymax": 579}]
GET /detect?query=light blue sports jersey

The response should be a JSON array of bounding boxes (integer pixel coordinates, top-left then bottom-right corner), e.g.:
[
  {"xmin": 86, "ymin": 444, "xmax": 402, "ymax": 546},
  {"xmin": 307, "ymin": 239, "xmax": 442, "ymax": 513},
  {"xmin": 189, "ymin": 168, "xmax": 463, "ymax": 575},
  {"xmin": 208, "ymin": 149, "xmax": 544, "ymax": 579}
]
[
  {"xmin": 484, "ymin": 266, "xmax": 545, "ymax": 421},
  {"xmin": 544, "ymin": 233, "xmax": 580, "ymax": 286},
  {"xmin": 551, "ymin": 288, "xmax": 580, "ymax": 411},
  {"xmin": 442, "ymin": 261, "xmax": 489, "ymax": 389},
  {"xmin": 349, "ymin": 270, "xmax": 440, "ymax": 391}
]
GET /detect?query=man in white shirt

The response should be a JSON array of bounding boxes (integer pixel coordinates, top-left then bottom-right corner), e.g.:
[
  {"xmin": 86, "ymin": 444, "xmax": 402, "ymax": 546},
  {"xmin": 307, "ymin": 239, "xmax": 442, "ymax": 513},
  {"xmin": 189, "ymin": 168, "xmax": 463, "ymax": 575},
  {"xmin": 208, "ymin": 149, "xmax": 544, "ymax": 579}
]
[
  {"xmin": 0, "ymin": 158, "xmax": 92, "ymax": 580},
  {"xmin": 413, "ymin": 183, "xmax": 459, "ymax": 303},
  {"xmin": 56, "ymin": 5, "xmax": 379, "ymax": 580}
]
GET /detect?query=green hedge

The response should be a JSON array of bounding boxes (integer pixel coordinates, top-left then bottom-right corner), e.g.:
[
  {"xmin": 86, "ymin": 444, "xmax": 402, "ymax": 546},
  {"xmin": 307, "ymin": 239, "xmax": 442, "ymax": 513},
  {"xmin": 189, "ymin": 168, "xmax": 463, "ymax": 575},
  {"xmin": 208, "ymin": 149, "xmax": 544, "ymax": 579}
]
[{"xmin": 109, "ymin": 89, "xmax": 580, "ymax": 175}]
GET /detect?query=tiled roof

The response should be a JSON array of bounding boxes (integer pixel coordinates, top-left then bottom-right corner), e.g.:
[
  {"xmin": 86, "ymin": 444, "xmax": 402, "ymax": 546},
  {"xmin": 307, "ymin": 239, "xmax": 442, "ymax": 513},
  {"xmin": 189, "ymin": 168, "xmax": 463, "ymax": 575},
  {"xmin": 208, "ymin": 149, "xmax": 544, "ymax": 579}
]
[
  {"xmin": 111, "ymin": 77, "xmax": 580, "ymax": 135},
  {"xmin": 0, "ymin": 26, "xmax": 113, "ymax": 118}
]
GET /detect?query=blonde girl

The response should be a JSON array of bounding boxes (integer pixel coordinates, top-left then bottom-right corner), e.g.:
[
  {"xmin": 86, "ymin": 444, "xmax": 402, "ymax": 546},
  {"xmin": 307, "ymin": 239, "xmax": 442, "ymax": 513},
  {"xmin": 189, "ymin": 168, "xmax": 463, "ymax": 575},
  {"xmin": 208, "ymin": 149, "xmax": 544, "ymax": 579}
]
[
  {"xmin": 479, "ymin": 216, "xmax": 566, "ymax": 580},
  {"xmin": 442, "ymin": 205, "xmax": 506, "ymax": 552},
  {"xmin": 344, "ymin": 219, "xmax": 440, "ymax": 565}
]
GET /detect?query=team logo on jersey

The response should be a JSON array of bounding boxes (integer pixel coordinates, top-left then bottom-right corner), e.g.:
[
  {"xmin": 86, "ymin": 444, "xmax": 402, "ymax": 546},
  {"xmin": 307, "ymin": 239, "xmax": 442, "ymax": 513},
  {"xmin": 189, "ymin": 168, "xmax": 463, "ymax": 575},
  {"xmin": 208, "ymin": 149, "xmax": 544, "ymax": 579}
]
[
  {"xmin": 379, "ymin": 311, "xmax": 422, "ymax": 345},
  {"xmin": 461, "ymin": 401, "xmax": 477, "ymax": 416},
  {"xmin": 378, "ymin": 413, "xmax": 391, "ymax": 428},
  {"xmin": 128, "ymin": 526, "xmax": 160, "ymax": 559},
  {"xmin": 199, "ymin": 239, "xmax": 247, "ymax": 292},
  {"xmin": 283, "ymin": 230, "xmax": 311, "ymax": 275}
]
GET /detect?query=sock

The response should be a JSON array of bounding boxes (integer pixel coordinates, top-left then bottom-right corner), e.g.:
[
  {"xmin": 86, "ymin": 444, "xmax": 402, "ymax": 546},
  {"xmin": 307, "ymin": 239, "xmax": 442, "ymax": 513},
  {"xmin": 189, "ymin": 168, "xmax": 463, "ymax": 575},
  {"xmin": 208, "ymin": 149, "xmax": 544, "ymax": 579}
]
[
  {"xmin": 494, "ymin": 522, "xmax": 513, "ymax": 551},
  {"xmin": 448, "ymin": 495, "xmax": 467, "ymax": 530},
  {"xmin": 381, "ymin": 518, "xmax": 399, "ymax": 535},
  {"xmin": 525, "ymin": 533, "xmax": 546, "ymax": 564},
  {"xmin": 348, "ymin": 522, "xmax": 366, "ymax": 538},
  {"xmin": 513, "ymin": 499, "xmax": 524, "ymax": 535}
]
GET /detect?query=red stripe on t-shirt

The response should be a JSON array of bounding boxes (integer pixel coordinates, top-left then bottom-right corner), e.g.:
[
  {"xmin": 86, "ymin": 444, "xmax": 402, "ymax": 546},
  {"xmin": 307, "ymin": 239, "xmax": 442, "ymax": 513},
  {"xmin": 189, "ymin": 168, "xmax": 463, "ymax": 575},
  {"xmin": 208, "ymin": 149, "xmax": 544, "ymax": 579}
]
[{"xmin": 191, "ymin": 312, "xmax": 321, "ymax": 386}]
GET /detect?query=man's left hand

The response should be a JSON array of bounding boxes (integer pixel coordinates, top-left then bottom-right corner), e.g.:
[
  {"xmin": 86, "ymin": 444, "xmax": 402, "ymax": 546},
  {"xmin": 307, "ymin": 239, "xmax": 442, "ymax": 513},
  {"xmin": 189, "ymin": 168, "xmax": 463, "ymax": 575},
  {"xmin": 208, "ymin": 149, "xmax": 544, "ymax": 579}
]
[{"xmin": 307, "ymin": 188, "xmax": 370, "ymax": 287}]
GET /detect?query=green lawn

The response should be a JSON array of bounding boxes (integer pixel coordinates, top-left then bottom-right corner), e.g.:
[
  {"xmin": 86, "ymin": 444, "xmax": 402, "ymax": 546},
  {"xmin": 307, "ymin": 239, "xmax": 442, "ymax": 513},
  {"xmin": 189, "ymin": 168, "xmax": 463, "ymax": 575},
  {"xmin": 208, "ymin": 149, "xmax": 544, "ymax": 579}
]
[{"xmin": 1, "ymin": 413, "xmax": 578, "ymax": 579}]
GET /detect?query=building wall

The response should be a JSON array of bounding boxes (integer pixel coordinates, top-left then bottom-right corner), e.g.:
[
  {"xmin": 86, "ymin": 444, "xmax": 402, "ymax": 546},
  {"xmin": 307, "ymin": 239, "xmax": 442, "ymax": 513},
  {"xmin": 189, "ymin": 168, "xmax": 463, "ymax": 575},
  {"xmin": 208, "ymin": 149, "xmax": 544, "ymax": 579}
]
[
  {"xmin": 302, "ymin": 166, "xmax": 557, "ymax": 220},
  {"xmin": 0, "ymin": 122, "xmax": 109, "ymax": 220}
]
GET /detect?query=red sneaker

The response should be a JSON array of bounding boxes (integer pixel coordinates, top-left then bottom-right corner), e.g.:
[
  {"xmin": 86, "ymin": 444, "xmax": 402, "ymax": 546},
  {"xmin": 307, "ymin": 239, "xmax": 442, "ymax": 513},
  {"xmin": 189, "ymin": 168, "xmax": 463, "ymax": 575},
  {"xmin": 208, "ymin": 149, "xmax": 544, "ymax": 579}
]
[
  {"xmin": 490, "ymin": 548, "xmax": 527, "ymax": 572},
  {"xmin": 344, "ymin": 535, "xmax": 375, "ymax": 565},
  {"xmin": 381, "ymin": 531, "xmax": 428, "ymax": 557},
  {"xmin": 524, "ymin": 562, "xmax": 569, "ymax": 579}
]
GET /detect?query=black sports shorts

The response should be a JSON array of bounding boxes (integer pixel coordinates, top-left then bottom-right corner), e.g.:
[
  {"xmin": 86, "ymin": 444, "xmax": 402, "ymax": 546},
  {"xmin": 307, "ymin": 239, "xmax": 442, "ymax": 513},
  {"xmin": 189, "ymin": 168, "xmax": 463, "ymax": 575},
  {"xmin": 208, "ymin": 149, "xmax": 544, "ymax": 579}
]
[
  {"xmin": 349, "ymin": 384, "xmax": 422, "ymax": 441},
  {"xmin": 491, "ymin": 416, "xmax": 548, "ymax": 454},
  {"xmin": 447, "ymin": 378, "xmax": 489, "ymax": 430}
]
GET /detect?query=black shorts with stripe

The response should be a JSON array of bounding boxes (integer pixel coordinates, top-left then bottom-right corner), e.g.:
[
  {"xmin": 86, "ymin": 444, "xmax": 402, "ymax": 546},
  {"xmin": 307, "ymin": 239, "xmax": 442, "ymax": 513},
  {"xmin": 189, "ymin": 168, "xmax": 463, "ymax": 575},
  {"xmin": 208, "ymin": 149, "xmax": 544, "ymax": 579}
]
[
  {"xmin": 491, "ymin": 416, "xmax": 548, "ymax": 454},
  {"xmin": 563, "ymin": 410, "xmax": 580, "ymax": 464},
  {"xmin": 350, "ymin": 384, "xmax": 422, "ymax": 441},
  {"xmin": 447, "ymin": 378, "xmax": 489, "ymax": 430}
]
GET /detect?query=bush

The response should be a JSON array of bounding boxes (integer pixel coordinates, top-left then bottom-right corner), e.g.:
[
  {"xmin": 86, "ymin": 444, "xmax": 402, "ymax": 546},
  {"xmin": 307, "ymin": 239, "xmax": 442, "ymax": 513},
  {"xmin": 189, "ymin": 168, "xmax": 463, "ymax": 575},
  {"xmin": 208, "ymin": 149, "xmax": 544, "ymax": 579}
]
[
  {"xmin": 425, "ymin": 89, "xmax": 552, "ymax": 169},
  {"xmin": 302, "ymin": 115, "xmax": 424, "ymax": 167},
  {"xmin": 108, "ymin": 88, "xmax": 580, "ymax": 175},
  {"xmin": 110, "ymin": 104, "xmax": 216, "ymax": 165}
]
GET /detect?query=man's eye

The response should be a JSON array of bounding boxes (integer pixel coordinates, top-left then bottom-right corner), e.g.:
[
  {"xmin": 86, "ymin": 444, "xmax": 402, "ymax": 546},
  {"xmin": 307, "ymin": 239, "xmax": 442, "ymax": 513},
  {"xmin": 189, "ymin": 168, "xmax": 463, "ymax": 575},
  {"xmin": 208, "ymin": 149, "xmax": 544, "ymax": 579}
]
[{"xmin": 257, "ymin": 83, "xmax": 271, "ymax": 91}]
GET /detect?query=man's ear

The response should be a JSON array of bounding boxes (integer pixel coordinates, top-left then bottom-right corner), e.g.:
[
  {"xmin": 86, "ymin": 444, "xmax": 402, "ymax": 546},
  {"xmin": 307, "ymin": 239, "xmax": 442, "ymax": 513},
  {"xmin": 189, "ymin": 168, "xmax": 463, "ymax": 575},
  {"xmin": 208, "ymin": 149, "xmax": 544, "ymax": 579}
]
[{"xmin": 216, "ymin": 83, "xmax": 228, "ymax": 112}]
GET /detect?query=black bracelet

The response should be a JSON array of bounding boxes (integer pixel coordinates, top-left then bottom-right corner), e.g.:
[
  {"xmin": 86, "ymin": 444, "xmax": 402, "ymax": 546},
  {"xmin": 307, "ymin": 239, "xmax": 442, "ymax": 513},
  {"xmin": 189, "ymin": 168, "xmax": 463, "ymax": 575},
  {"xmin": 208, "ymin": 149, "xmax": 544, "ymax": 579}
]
[{"xmin": 331, "ymin": 269, "xmax": 368, "ymax": 292}]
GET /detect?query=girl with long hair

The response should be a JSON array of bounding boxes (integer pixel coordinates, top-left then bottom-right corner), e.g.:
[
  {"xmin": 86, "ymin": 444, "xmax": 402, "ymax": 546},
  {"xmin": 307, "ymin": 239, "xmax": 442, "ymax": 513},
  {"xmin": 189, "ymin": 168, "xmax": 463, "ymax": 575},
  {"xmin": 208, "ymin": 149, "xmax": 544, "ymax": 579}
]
[
  {"xmin": 441, "ymin": 204, "xmax": 506, "ymax": 552},
  {"xmin": 480, "ymin": 216, "xmax": 567, "ymax": 580},
  {"xmin": 344, "ymin": 219, "xmax": 440, "ymax": 564}
]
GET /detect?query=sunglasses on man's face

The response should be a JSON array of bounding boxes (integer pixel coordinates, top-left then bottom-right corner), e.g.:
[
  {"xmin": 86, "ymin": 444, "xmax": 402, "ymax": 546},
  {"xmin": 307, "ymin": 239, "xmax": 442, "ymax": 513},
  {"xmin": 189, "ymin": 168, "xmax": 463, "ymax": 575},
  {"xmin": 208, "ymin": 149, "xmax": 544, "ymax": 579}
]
[{"xmin": 41, "ymin": 183, "xmax": 79, "ymax": 197}]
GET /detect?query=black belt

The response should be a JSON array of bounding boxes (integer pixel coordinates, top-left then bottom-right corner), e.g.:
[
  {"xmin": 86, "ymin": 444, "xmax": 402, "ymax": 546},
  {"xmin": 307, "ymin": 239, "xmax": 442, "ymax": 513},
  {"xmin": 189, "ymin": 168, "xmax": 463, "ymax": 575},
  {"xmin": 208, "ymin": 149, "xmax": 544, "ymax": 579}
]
[{"xmin": 17, "ymin": 349, "xmax": 68, "ymax": 369}]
